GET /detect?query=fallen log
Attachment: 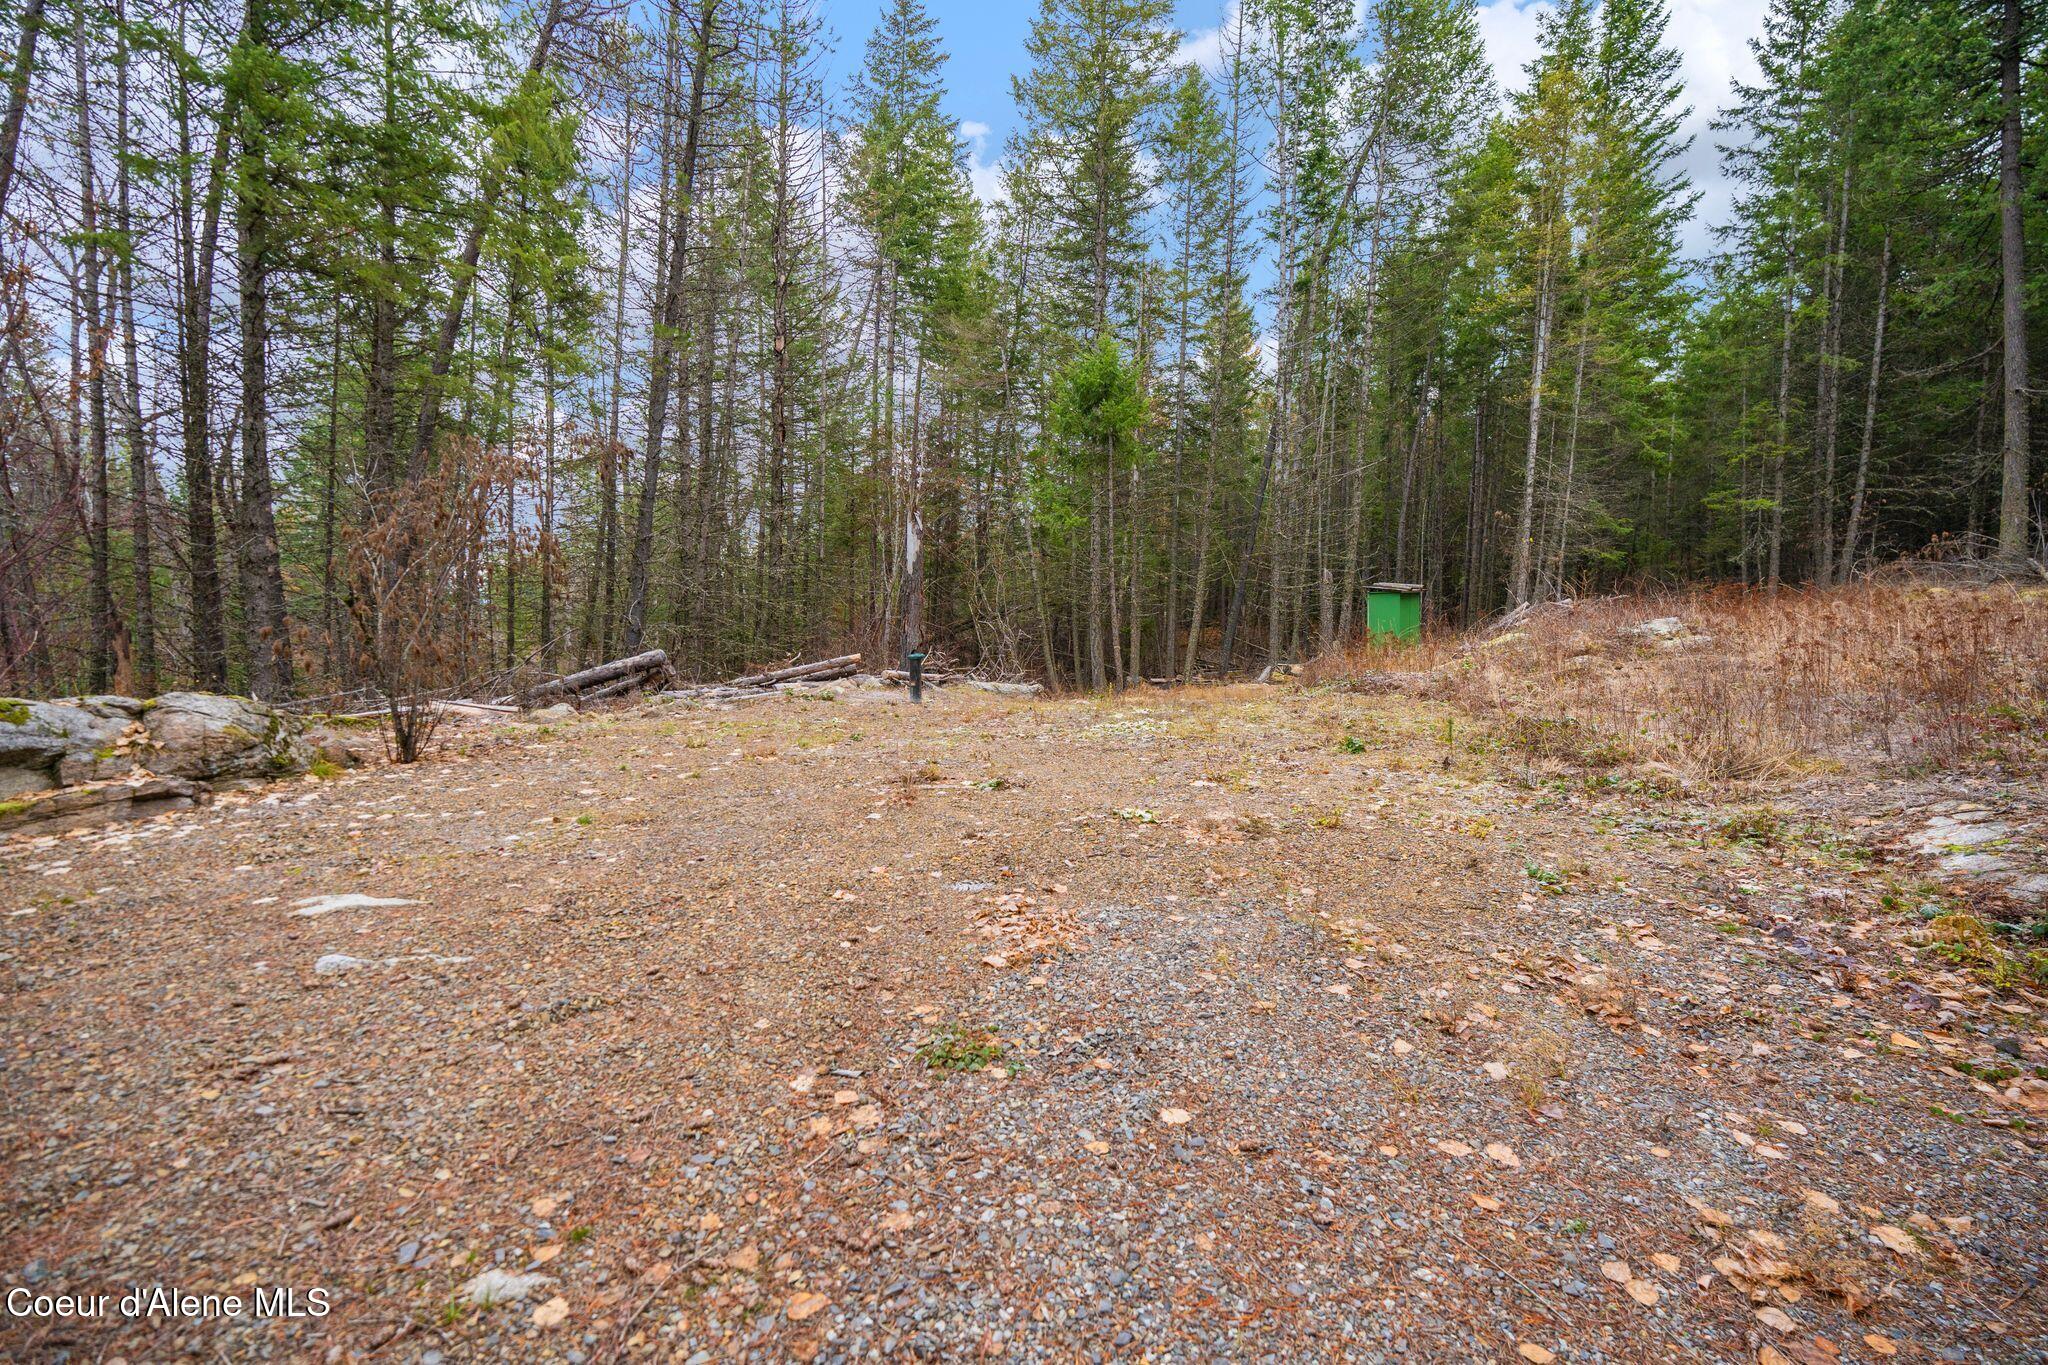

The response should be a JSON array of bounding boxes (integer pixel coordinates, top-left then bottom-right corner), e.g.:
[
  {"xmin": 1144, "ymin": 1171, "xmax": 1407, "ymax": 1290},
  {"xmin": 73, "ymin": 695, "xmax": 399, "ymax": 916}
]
[
  {"xmin": 727, "ymin": 654, "xmax": 860, "ymax": 689},
  {"xmin": 525, "ymin": 649, "xmax": 674, "ymax": 704}
]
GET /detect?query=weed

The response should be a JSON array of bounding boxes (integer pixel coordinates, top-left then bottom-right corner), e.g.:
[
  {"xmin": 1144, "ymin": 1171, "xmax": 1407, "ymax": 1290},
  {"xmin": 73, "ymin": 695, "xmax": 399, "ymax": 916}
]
[
  {"xmin": 1336, "ymin": 734, "xmax": 1367, "ymax": 754},
  {"xmin": 308, "ymin": 757, "xmax": 342, "ymax": 780},
  {"xmin": 1718, "ymin": 808, "xmax": 1788, "ymax": 845},
  {"xmin": 916, "ymin": 1023, "xmax": 1006, "ymax": 1074}
]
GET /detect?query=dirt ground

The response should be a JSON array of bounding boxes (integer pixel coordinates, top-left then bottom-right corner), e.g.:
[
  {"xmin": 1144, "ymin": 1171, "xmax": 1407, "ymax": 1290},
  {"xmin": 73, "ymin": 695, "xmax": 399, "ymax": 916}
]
[{"xmin": 2, "ymin": 683, "xmax": 2044, "ymax": 1363}]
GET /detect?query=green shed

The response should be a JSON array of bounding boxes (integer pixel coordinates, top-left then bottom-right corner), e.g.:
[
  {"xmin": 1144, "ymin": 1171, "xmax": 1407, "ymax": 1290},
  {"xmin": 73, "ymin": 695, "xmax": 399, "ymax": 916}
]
[{"xmin": 1365, "ymin": 582, "xmax": 1423, "ymax": 642}]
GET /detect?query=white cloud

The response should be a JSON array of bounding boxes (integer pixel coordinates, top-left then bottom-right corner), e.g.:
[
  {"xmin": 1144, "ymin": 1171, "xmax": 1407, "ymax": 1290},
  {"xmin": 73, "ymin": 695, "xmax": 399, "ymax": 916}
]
[
  {"xmin": 1175, "ymin": 0, "xmax": 1242, "ymax": 75},
  {"xmin": 1474, "ymin": 0, "xmax": 1768, "ymax": 267},
  {"xmin": 960, "ymin": 118, "xmax": 1007, "ymax": 205}
]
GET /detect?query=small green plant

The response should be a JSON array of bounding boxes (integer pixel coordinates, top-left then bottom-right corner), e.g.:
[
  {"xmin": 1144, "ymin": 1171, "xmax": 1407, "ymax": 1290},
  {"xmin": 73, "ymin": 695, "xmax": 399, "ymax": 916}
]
[
  {"xmin": 0, "ymin": 699, "xmax": 32, "ymax": 726},
  {"xmin": 307, "ymin": 756, "xmax": 342, "ymax": 780},
  {"xmin": 916, "ymin": 1023, "xmax": 1006, "ymax": 1073},
  {"xmin": 1115, "ymin": 807, "xmax": 1157, "ymax": 823},
  {"xmin": 1336, "ymin": 734, "xmax": 1367, "ymax": 754},
  {"xmin": 567, "ymin": 1226, "xmax": 593, "ymax": 1244},
  {"xmin": 1563, "ymin": 1217, "xmax": 1589, "ymax": 1236},
  {"xmin": 1717, "ymin": 808, "xmax": 1788, "ymax": 845},
  {"xmin": 1524, "ymin": 862, "xmax": 1566, "ymax": 892},
  {"xmin": 575, "ymin": 813, "xmax": 593, "ymax": 826}
]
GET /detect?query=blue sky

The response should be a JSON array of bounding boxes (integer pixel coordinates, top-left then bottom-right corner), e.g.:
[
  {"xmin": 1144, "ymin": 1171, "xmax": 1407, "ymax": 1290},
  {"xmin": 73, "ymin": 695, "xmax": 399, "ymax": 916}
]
[{"xmin": 811, "ymin": 0, "xmax": 1772, "ymax": 268}]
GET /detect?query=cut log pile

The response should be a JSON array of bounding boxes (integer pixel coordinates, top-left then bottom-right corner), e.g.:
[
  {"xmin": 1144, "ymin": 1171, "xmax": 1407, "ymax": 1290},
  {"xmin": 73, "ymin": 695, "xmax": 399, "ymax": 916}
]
[
  {"xmin": 521, "ymin": 649, "xmax": 678, "ymax": 707},
  {"xmin": 659, "ymin": 654, "xmax": 863, "ymax": 703},
  {"xmin": 508, "ymin": 648, "xmax": 1044, "ymax": 711}
]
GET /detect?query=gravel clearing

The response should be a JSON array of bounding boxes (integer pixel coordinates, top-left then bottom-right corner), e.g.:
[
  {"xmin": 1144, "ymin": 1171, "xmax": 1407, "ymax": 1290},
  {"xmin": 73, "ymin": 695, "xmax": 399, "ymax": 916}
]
[{"xmin": 2, "ymin": 685, "xmax": 2042, "ymax": 1362}]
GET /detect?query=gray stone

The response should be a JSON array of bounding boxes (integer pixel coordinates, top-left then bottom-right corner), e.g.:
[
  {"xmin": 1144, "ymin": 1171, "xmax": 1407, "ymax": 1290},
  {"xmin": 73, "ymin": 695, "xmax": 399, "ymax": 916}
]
[
  {"xmin": 315, "ymin": 954, "xmax": 375, "ymax": 976},
  {"xmin": 142, "ymin": 692, "xmax": 314, "ymax": 781},
  {"xmin": 0, "ymin": 696, "xmax": 144, "ymax": 793}
]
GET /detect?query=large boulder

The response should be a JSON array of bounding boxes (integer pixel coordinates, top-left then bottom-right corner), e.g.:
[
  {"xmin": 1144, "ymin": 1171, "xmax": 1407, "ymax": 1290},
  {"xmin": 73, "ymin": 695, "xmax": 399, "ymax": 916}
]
[
  {"xmin": 0, "ymin": 691, "xmax": 315, "ymax": 803},
  {"xmin": 0, "ymin": 696, "xmax": 147, "ymax": 796},
  {"xmin": 141, "ymin": 692, "xmax": 314, "ymax": 782}
]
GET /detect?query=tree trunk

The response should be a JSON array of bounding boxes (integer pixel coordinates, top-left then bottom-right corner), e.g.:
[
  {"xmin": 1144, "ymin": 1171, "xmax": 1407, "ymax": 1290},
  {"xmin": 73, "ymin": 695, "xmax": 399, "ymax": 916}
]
[
  {"xmin": 1996, "ymin": 0, "xmax": 2032, "ymax": 562},
  {"xmin": 74, "ymin": 3, "xmax": 112, "ymax": 691},
  {"xmin": 1509, "ymin": 240, "xmax": 1556, "ymax": 606},
  {"xmin": 408, "ymin": 0, "xmax": 566, "ymax": 477},
  {"xmin": 233, "ymin": 2, "xmax": 293, "ymax": 699},
  {"xmin": 0, "ymin": 0, "xmax": 44, "ymax": 225},
  {"xmin": 623, "ymin": 0, "xmax": 717, "ymax": 652},
  {"xmin": 114, "ymin": 0, "xmax": 155, "ymax": 693},
  {"xmin": 1840, "ymin": 230, "xmax": 1890, "ymax": 579},
  {"xmin": 174, "ymin": 0, "xmax": 231, "ymax": 689}
]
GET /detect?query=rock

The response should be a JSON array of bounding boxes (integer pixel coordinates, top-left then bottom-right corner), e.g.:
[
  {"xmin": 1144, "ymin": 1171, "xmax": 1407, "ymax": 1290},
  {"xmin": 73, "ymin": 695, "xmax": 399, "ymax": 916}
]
[
  {"xmin": 458, "ymin": 1268, "xmax": 552, "ymax": 1307},
  {"xmin": 303, "ymin": 726, "xmax": 367, "ymax": 768},
  {"xmin": 293, "ymin": 894, "xmax": 418, "ymax": 918},
  {"xmin": 960, "ymin": 679, "xmax": 1045, "ymax": 697},
  {"xmin": 314, "ymin": 954, "xmax": 374, "ymax": 976},
  {"xmin": 527, "ymin": 703, "xmax": 577, "ymax": 722},
  {"xmin": 0, "ymin": 775, "xmax": 209, "ymax": 833},
  {"xmin": 142, "ymin": 692, "xmax": 314, "ymax": 782},
  {"xmin": 1619, "ymin": 617, "xmax": 1708, "ymax": 647},
  {"xmin": 0, "ymin": 696, "xmax": 147, "ymax": 795}
]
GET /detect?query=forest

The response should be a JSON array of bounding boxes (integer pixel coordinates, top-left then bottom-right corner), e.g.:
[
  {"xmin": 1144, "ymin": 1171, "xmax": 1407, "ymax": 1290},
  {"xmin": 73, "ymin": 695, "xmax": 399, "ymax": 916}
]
[{"xmin": 0, "ymin": 0, "xmax": 2040, "ymax": 700}]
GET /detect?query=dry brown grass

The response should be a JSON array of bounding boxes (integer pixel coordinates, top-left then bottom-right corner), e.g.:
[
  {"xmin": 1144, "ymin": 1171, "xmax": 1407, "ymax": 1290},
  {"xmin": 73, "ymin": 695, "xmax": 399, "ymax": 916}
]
[{"xmin": 1313, "ymin": 583, "xmax": 2048, "ymax": 782}]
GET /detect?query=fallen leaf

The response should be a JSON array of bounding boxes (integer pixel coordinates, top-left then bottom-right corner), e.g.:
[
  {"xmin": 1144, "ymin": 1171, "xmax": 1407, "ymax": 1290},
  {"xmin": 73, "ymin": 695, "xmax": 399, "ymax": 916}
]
[
  {"xmin": 849, "ymin": 1104, "xmax": 883, "ymax": 1127},
  {"xmin": 724, "ymin": 1245, "xmax": 760, "ymax": 1272},
  {"xmin": 789, "ymin": 1069, "xmax": 817, "ymax": 1094},
  {"xmin": 1159, "ymin": 1107, "xmax": 1192, "ymax": 1126},
  {"xmin": 1758, "ymin": 1348, "xmax": 1792, "ymax": 1365},
  {"xmin": 1625, "ymin": 1280, "xmax": 1661, "ymax": 1307},
  {"xmin": 1471, "ymin": 1194, "xmax": 1503, "ymax": 1212},
  {"xmin": 698, "ymin": 1212, "xmax": 723, "ymax": 1232},
  {"xmin": 786, "ymin": 1292, "xmax": 829, "ymax": 1322},
  {"xmin": 1682, "ymin": 1194, "xmax": 1732, "ymax": 1228},
  {"xmin": 1483, "ymin": 1062, "xmax": 1509, "ymax": 1081},
  {"xmin": 1889, "ymin": 1032, "xmax": 1922, "ymax": 1051},
  {"xmin": 1434, "ymin": 1139, "xmax": 1474, "ymax": 1158},
  {"xmin": 1083, "ymin": 1140, "xmax": 1110, "ymax": 1155},
  {"xmin": 531, "ymin": 1296, "xmax": 570, "ymax": 1329},
  {"xmin": 1484, "ymin": 1142, "xmax": 1521, "ymax": 1170},
  {"xmin": 1649, "ymin": 1252, "xmax": 1682, "ymax": 1274},
  {"xmin": 1861, "ymin": 1333, "xmax": 1897, "ymax": 1357},
  {"xmin": 1800, "ymin": 1189, "xmax": 1840, "ymax": 1216},
  {"xmin": 1755, "ymin": 1306, "xmax": 1797, "ymax": 1334},
  {"xmin": 880, "ymin": 1209, "xmax": 915, "ymax": 1233},
  {"xmin": 1391, "ymin": 1037, "xmax": 1413, "ymax": 1053},
  {"xmin": 638, "ymin": 1261, "xmax": 672, "ymax": 1286},
  {"xmin": 1516, "ymin": 1344, "xmax": 1556, "ymax": 1364},
  {"xmin": 531, "ymin": 1244, "xmax": 564, "ymax": 1264},
  {"xmin": 531, "ymin": 1196, "xmax": 559, "ymax": 1217},
  {"xmin": 1869, "ymin": 1225, "xmax": 1923, "ymax": 1256},
  {"xmin": 1600, "ymin": 1260, "xmax": 1633, "ymax": 1285}
]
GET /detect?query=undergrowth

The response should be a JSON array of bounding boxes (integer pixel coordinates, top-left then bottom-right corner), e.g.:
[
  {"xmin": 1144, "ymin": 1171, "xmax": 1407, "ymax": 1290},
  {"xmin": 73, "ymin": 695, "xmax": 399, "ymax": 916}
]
[{"xmin": 1311, "ymin": 582, "xmax": 2048, "ymax": 783}]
